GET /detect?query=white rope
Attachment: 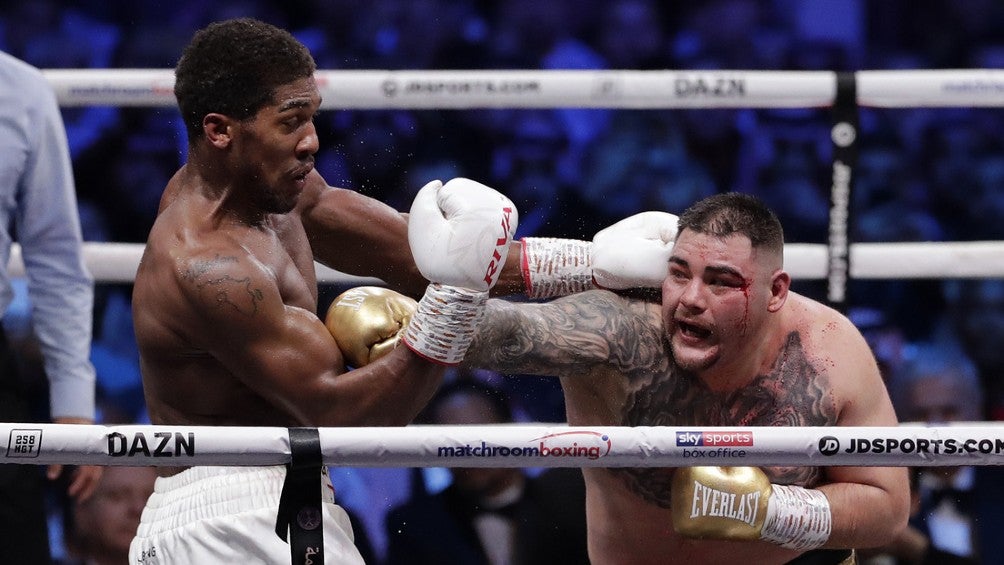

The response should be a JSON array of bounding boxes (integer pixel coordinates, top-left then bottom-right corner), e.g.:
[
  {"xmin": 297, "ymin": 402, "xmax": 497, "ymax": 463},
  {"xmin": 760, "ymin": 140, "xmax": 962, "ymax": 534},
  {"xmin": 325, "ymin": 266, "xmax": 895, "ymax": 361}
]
[
  {"xmin": 35, "ymin": 68, "xmax": 1004, "ymax": 283},
  {"xmin": 42, "ymin": 69, "xmax": 1004, "ymax": 109},
  {"xmin": 7, "ymin": 241, "xmax": 1002, "ymax": 285},
  {"xmin": 3, "ymin": 423, "xmax": 1003, "ymax": 468},
  {"xmin": 857, "ymin": 69, "xmax": 1004, "ymax": 108},
  {"xmin": 6, "ymin": 243, "xmax": 382, "ymax": 285},
  {"xmin": 783, "ymin": 241, "xmax": 1004, "ymax": 280}
]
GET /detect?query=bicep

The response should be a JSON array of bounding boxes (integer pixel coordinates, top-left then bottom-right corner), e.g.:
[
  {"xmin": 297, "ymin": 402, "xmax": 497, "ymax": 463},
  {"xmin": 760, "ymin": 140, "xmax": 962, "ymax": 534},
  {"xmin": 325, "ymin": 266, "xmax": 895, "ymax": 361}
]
[
  {"xmin": 301, "ymin": 181, "xmax": 426, "ymax": 297},
  {"xmin": 816, "ymin": 326, "xmax": 910, "ymax": 546}
]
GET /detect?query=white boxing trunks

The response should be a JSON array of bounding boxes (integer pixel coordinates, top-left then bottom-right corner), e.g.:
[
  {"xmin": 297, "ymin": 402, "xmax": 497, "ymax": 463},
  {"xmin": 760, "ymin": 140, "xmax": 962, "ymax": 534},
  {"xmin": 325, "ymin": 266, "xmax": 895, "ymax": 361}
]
[{"xmin": 129, "ymin": 466, "xmax": 364, "ymax": 564}]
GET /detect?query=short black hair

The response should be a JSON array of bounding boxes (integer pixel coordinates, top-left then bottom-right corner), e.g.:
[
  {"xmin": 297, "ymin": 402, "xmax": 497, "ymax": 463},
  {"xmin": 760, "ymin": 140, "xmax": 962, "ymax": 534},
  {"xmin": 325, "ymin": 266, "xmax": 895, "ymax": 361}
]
[
  {"xmin": 677, "ymin": 192, "xmax": 784, "ymax": 255},
  {"xmin": 174, "ymin": 18, "xmax": 316, "ymax": 142}
]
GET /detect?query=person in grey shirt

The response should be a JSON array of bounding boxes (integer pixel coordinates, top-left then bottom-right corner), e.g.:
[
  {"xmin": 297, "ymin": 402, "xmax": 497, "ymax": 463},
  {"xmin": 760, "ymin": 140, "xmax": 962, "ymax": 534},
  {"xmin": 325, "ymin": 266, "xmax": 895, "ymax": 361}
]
[{"xmin": 0, "ymin": 50, "xmax": 102, "ymax": 564}]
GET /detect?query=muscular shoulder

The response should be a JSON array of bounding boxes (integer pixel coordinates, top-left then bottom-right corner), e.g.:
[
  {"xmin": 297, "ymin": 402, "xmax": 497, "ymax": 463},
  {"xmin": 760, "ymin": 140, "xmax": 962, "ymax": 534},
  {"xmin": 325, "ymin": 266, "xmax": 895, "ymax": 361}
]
[
  {"xmin": 171, "ymin": 240, "xmax": 277, "ymax": 321},
  {"xmin": 783, "ymin": 293, "xmax": 889, "ymax": 423},
  {"xmin": 786, "ymin": 294, "xmax": 873, "ymax": 369},
  {"xmin": 140, "ymin": 223, "xmax": 274, "ymax": 318}
]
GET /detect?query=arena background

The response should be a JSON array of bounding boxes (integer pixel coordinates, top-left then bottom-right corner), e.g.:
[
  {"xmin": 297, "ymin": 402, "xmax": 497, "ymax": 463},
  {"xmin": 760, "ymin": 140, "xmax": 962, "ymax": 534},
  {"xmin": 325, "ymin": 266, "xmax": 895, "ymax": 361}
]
[{"xmin": 3, "ymin": 1, "xmax": 1004, "ymax": 561}]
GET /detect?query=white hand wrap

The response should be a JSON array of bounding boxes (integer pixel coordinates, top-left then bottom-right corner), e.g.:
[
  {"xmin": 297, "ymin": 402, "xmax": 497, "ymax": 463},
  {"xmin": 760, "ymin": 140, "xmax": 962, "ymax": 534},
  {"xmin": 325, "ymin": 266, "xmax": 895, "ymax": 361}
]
[
  {"xmin": 520, "ymin": 211, "xmax": 678, "ymax": 299},
  {"xmin": 402, "ymin": 284, "xmax": 488, "ymax": 365},
  {"xmin": 520, "ymin": 238, "xmax": 595, "ymax": 299},
  {"xmin": 760, "ymin": 484, "xmax": 832, "ymax": 551}
]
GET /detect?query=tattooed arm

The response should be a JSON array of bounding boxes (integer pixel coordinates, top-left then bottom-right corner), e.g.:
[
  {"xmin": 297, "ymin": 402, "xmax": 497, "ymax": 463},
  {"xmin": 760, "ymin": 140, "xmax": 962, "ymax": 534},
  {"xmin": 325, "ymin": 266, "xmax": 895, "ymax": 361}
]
[{"xmin": 463, "ymin": 290, "xmax": 664, "ymax": 377}]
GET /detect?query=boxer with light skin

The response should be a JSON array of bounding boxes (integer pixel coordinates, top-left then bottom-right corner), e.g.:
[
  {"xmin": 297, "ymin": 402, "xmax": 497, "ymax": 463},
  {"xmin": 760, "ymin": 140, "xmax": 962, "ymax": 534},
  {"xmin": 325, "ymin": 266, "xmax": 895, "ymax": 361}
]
[{"xmin": 459, "ymin": 192, "xmax": 910, "ymax": 565}]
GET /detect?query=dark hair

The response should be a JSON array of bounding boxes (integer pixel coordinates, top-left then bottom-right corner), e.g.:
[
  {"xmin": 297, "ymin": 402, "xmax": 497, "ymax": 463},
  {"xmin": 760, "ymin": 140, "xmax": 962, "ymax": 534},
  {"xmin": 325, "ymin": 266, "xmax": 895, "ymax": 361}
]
[
  {"xmin": 174, "ymin": 18, "xmax": 316, "ymax": 142},
  {"xmin": 420, "ymin": 378, "xmax": 514, "ymax": 424},
  {"xmin": 677, "ymin": 192, "xmax": 784, "ymax": 255}
]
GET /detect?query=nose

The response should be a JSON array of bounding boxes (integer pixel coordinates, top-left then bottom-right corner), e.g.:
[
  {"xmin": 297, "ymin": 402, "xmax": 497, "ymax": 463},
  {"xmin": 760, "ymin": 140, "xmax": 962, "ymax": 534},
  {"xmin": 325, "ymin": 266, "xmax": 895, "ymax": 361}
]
[
  {"xmin": 678, "ymin": 278, "xmax": 706, "ymax": 311},
  {"xmin": 297, "ymin": 121, "xmax": 319, "ymax": 156}
]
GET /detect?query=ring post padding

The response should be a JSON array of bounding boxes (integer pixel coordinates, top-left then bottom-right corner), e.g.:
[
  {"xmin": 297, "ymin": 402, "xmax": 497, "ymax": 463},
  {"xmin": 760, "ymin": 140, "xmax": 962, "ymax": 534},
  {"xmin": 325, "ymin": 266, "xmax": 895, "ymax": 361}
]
[
  {"xmin": 275, "ymin": 428, "xmax": 324, "ymax": 565},
  {"xmin": 826, "ymin": 71, "xmax": 859, "ymax": 311}
]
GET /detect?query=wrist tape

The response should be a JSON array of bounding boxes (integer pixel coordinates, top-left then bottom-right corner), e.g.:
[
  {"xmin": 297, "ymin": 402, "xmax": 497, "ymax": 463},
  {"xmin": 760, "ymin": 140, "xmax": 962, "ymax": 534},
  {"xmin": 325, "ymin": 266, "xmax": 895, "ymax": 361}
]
[
  {"xmin": 761, "ymin": 484, "xmax": 832, "ymax": 551},
  {"xmin": 401, "ymin": 283, "xmax": 487, "ymax": 365},
  {"xmin": 521, "ymin": 237, "xmax": 595, "ymax": 299}
]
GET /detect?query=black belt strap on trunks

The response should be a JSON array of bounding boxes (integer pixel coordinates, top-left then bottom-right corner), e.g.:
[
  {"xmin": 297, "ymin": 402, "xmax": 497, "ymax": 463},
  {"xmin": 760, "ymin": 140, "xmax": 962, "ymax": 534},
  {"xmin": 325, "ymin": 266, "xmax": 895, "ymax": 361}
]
[{"xmin": 275, "ymin": 427, "xmax": 324, "ymax": 565}]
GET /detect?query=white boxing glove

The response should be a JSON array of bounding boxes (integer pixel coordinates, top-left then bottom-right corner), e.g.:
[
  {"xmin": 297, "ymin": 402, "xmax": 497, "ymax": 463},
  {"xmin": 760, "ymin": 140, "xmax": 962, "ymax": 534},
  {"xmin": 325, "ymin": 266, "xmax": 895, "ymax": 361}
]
[
  {"xmin": 408, "ymin": 178, "xmax": 517, "ymax": 291},
  {"xmin": 521, "ymin": 211, "xmax": 678, "ymax": 299},
  {"xmin": 403, "ymin": 178, "xmax": 518, "ymax": 365}
]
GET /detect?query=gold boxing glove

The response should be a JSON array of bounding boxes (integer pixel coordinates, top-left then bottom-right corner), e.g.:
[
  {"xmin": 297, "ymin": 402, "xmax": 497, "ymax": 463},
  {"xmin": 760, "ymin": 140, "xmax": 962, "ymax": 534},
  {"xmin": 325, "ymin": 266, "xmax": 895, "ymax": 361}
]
[
  {"xmin": 325, "ymin": 286, "xmax": 418, "ymax": 368},
  {"xmin": 671, "ymin": 466, "xmax": 832, "ymax": 551}
]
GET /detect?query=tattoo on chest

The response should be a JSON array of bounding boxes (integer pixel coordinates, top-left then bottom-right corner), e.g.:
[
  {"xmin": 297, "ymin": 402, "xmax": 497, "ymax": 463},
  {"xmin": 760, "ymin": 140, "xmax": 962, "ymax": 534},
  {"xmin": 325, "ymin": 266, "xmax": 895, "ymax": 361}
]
[
  {"xmin": 612, "ymin": 331, "xmax": 836, "ymax": 508},
  {"xmin": 182, "ymin": 254, "xmax": 263, "ymax": 316}
]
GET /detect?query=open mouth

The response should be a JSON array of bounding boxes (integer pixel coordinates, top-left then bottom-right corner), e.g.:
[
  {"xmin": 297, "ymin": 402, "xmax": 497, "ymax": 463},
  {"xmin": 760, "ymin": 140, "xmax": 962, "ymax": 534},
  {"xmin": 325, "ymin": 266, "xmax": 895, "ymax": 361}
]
[{"xmin": 677, "ymin": 320, "xmax": 712, "ymax": 340}]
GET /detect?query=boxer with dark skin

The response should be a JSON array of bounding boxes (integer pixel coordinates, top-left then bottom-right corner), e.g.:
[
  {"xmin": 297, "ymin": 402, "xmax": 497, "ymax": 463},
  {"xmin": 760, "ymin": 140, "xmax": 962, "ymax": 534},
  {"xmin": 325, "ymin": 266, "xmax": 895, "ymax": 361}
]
[
  {"xmin": 136, "ymin": 34, "xmax": 430, "ymax": 437},
  {"xmin": 463, "ymin": 193, "xmax": 911, "ymax": 565},
  {"xmin": 135, "ymin": 19, "xmax": 523, "ymax": 441},
  {"xmin": 130, "ymin": 19, "xmax": 518, "ymax": 564},
  {"xmin": 138, "ymin": 14, "xmax": 670, "ymax": 453}
]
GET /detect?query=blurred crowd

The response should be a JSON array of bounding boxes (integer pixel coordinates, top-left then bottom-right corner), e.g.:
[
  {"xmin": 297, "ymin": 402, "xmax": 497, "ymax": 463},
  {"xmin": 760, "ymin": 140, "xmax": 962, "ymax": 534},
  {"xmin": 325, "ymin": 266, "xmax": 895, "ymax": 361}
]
[{"xmin": 2, "ymin": 0, "xmax": 1004, "ymax": 563}]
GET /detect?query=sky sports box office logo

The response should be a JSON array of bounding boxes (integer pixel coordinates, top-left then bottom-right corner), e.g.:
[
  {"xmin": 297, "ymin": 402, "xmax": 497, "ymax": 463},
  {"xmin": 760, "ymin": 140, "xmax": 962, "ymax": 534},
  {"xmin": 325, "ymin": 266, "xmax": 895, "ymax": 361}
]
[
  {"xmin": 676, "ymin": 431, "xmax": 754, "ymax": 447},
  {"xmin": 676, "ymin": 431, "xmax": 753, "ymax": 459}
]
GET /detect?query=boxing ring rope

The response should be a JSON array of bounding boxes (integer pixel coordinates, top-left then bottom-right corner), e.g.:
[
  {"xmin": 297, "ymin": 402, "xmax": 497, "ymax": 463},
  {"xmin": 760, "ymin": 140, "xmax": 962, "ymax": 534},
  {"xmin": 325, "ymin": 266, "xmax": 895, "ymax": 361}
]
[
  {"xmin": 26, "ymin": 68, "xmax": 1004, "ymax": 285},
  {"xmin": 5, "ymin": 423, "xmax": 1004, "ymax": 468},
  {"xmin": 41, "ymin": 69, "xmax": 1004, "ymax": 108},
  {"xmin": 7, "ymin": 241, "xmax": 1004, "ymax": 284}
]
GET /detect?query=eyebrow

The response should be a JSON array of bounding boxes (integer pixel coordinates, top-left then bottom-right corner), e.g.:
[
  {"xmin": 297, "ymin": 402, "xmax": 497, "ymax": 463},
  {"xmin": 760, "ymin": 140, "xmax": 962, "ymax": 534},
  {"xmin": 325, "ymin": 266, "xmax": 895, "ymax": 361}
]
[
  {"xmin": 278, "ymin": 98, "xmax": 315, "ymax": 113},
  {"xmin": 669, "ymin": 257, "xmax": 743, "ymax": 278}
]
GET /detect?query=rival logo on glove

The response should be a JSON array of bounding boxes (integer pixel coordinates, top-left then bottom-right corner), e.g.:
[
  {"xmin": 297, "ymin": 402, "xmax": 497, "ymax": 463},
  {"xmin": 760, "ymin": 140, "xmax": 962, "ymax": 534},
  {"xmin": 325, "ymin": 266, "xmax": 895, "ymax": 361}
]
[
  {"xmin": 481, "ymin": 206, "xmax": 514, "ymax": 287},
  {"xmin": 689, "ymin": 480, "xmax": 762, "ymax": 527}
]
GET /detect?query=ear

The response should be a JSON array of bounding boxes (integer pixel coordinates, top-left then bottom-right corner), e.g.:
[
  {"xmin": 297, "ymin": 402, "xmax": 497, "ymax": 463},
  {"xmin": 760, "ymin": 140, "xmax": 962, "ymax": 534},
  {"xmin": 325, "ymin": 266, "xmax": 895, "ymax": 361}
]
[
  {"xmin": 203, "ymin": 113, "xmax": 232, "ymax": 148},
  {"xmin": 767, "ymin": 269, "xmax": 790, "ymax": 312}
]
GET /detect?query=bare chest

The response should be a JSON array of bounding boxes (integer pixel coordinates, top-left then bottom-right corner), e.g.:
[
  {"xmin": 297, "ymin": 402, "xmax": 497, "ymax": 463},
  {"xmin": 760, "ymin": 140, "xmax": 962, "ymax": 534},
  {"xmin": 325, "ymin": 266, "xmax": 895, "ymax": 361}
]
[
  {"xmin": 625, "ymin": 331, "xmax": 836, "ymax": 429},
  {"xmin": 567, "ymin": 331, "xmax": 837, "ymax": 508}
]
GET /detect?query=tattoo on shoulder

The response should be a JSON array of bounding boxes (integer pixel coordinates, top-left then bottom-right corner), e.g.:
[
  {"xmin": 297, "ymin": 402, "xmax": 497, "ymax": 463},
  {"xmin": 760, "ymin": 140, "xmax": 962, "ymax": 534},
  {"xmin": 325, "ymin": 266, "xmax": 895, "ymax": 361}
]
[
  {"xmin": 613, "ymin": 331, "xmax": 837, "ymax": 508},
  {"xmin": 182, "ymin": 254, "xmax": 264, "ymax": 317}
]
